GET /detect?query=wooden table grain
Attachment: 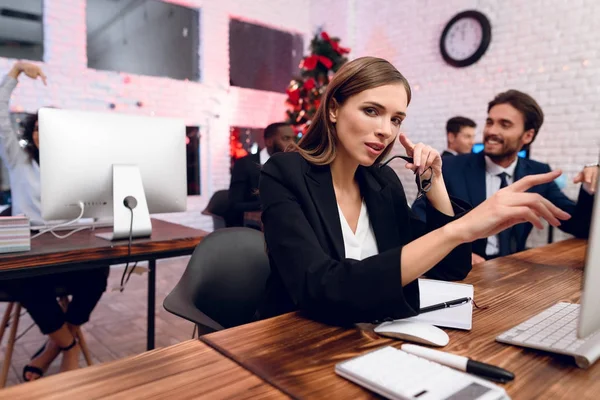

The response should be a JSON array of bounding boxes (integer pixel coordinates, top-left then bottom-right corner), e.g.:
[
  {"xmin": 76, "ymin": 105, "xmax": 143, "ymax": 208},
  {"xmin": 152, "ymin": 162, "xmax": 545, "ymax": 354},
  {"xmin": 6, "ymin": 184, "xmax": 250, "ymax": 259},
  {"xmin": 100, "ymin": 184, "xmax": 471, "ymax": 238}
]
[
  {"xmin": 0, "ymin": 219, "xmax": 208, "ymax": 350},
  {"xmin": 0, "ymin": 340, "xmax": 287, "ymax": 399},
  {"xmin": 202, "ymin": 239, "xmax": 597, "ymax": 399},
  {"xmin": 0, "ymin": 218, "xmax": 207, "ymax": 277}
]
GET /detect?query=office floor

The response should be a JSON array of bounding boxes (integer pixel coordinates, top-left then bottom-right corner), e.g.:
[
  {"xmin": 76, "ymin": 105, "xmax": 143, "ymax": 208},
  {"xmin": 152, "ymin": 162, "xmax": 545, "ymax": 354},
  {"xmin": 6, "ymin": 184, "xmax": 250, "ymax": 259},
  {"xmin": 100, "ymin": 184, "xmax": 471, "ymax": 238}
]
[{"xmin": 0, "ymin": 257, "xmax": 194, "ymax": 388}]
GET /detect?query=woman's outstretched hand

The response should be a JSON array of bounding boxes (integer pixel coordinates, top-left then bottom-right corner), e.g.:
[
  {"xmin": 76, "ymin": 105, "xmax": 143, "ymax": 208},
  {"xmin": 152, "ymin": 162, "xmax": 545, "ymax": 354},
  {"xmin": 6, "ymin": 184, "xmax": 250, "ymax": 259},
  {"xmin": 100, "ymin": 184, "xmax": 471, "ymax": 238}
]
[{"xmin": 451, "ymin": 169, "xmax": 571, "ymax": 243}]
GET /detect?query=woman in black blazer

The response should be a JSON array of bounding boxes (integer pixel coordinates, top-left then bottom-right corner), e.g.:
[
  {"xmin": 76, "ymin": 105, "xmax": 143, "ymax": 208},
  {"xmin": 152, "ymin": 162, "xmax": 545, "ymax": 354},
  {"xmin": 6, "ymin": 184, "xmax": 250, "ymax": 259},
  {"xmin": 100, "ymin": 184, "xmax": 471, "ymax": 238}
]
[{"xmin": 258, "ymin": 57, "xmax": 571, "ymax": 325}]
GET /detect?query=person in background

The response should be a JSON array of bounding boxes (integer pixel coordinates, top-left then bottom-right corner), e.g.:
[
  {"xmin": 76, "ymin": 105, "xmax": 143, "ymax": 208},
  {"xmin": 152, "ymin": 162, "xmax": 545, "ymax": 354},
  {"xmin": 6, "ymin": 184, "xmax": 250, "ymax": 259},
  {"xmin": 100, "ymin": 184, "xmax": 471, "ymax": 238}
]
[
  {"xmin": 413, "ymin": 90, "xmax": 597, "ymax": 265},
  {"xmin": 0, "ymin": 61, "xmax": 109, "ymax": 381},
  {"xmin": 256, "ymin": 57, "xmax": 570, "ymax": 325},
  {"xmin": 442, "ymin": 116, "xmax": 476, "ymax": 157},
  {"xmin": 227, "ymin": 122, "xmax": 295, "ymax": 226}
]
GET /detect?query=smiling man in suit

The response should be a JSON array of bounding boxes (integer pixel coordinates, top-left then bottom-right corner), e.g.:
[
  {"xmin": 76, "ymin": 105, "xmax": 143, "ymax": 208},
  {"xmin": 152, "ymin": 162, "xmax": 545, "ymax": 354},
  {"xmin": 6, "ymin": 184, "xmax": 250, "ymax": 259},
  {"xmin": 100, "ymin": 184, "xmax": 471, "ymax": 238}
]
[
  {"xmin": 442, "ymin": 116, "xmax": 477, "ymax": 157},
  {"xmin": 413, "ymin": 90, "xmax": 598, "ymax": 264},
  {"xmin": 227, "ymin": 122, "xmax": 296, "ymax": 226}
]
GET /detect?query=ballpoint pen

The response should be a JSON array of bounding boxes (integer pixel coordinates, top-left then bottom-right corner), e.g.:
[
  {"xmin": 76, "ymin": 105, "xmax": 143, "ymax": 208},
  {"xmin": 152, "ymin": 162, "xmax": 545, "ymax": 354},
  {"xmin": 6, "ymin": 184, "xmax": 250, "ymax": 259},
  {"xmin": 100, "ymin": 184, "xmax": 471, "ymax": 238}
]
[
  {"xmin": 419, "ymin": 297, "xmax": 471, "ymax": 314},
  {"xmin": 401, "ymin": 344, "xmax": 515, "ymax": 383}
]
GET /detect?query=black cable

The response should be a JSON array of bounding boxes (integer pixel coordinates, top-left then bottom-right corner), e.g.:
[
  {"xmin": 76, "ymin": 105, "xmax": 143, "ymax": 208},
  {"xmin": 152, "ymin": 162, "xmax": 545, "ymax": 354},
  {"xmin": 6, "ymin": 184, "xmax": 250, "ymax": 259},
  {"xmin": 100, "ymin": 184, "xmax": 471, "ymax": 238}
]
[{"xmin": 119, "ymin": 207, "xmax": 135, "ymax": 292}]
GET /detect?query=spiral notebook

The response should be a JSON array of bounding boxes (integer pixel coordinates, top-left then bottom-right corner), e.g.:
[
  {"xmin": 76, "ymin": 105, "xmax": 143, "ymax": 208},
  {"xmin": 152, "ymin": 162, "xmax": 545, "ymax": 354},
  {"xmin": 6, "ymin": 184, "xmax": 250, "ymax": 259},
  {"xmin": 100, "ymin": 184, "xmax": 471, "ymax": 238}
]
[{"xmin": 404, "ymin": 278, "xmax": 474, "ymax": 330}]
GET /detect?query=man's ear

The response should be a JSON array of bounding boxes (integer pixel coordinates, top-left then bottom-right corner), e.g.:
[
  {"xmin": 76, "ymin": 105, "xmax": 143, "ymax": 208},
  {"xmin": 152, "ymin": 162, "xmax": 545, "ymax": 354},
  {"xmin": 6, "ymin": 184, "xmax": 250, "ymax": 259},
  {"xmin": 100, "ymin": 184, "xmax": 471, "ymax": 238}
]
[
  {"xmin": 522, "ymin": 129, "xmax": 535, "ymax": 145},
  {"xmin": 329, "ymin": 99, "xmax": 339, "ymax": 123},
  {"xmin": 447, "ymin": 132, "xmax": 455, "ymax": 145}
]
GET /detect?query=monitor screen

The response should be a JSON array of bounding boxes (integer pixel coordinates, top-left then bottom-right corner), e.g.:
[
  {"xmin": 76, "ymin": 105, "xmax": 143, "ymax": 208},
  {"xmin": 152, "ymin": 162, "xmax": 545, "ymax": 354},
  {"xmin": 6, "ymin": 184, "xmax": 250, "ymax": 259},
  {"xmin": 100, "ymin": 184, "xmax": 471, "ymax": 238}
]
[{"xmin": 472, "ymin": 143, "xmax": 528, "ymax": 159}]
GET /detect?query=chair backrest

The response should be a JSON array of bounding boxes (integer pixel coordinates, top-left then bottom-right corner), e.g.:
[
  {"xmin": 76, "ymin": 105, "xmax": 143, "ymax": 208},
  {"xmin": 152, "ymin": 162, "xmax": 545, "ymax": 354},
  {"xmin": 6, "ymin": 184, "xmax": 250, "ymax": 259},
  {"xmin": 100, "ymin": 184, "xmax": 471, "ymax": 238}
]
[
  {"xmin": 163, "ymin": 227, "xmax": 270, "ymax": 331},
  {"xmin": 201, "ymin": 190, "xmax": 230, "ymax": 217}
]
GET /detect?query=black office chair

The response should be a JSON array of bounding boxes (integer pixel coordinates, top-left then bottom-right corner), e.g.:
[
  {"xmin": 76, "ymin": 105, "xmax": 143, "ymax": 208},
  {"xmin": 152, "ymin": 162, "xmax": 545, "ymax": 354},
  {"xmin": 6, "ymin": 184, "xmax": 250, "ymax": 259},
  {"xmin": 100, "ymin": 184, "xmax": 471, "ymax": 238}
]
[
  {"xmin": 201, "ymin": 190, "xmax": 230, "ymax": 230},
  {"xmin": 163, "ymin": 228, "xmax": 270, "ymax": 334}
]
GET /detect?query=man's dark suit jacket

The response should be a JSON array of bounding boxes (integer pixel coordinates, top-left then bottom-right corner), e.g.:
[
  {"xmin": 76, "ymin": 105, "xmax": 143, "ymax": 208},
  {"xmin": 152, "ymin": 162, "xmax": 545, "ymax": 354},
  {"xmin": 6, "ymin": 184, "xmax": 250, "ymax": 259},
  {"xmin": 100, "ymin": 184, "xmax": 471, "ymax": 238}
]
[
  {"xmin": 412, "ymin": 152, "xmax": 593, "ymax": 258},
  {"xmin": 257, "ymin": 152, "xmax": 472, "ymax": 326},
  {"xmin": 228, "ymin": 153, "xmax": 262, "ymax": 226},
  {"xmin": 441, "ymin": 150, "xmax": 455, "ymax": 158}
]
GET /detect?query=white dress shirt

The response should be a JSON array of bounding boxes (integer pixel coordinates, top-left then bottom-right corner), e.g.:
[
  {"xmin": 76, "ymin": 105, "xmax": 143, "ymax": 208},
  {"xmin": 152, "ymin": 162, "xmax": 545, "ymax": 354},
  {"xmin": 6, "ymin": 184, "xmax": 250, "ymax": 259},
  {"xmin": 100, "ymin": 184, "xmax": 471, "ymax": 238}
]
[
  {"xmin": 485, "ymin": 155, "xmax": 518, "ymax": 256},
  {"xmin": 259, "ymin": 147, "xmax": 270, "ymax": 165},
  {"xmin": 337, "ymin": 200, "xmax": 379, "ymax": 260}
]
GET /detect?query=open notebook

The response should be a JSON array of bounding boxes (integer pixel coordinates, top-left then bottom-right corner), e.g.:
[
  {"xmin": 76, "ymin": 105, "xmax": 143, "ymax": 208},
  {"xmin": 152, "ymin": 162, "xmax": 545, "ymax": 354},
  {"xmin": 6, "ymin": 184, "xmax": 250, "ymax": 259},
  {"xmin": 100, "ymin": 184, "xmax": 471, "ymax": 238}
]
[{"xmin": 404, "ymin": 278, "xmax": 474, "ymax": 330}]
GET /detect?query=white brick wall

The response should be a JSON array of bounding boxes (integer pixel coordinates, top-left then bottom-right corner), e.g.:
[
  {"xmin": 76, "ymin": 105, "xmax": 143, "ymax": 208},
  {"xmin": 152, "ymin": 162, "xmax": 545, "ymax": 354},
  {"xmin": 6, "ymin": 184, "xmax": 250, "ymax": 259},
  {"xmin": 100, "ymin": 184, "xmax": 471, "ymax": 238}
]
[
  {"xmin": 312, "ymin": 0, "xmax": 600, "ymax": 246},
  {"xmin": 1, "ymin": 0, "xmax": 597, "ymax": 246},
  {"xmin": 0, "ymin": 0, "xmax": 312, "ymax": 232}
]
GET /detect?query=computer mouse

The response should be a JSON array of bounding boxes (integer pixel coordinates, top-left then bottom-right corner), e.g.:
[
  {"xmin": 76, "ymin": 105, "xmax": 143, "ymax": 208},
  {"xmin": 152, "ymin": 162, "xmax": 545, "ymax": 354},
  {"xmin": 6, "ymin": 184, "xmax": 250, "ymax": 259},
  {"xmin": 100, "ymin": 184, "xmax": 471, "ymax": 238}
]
[{"xmin": 374, "ymin": 320, "xmax": 450, "ymax": 347}]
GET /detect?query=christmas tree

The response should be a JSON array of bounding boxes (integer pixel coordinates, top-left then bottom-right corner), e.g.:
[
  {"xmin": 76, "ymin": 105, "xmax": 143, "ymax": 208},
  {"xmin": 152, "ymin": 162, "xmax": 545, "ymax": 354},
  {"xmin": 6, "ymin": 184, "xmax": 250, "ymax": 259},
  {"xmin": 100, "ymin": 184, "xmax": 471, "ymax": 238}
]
[{"xmin": 285, "ymin": 30, "xmax": 350, "ymax": 131}]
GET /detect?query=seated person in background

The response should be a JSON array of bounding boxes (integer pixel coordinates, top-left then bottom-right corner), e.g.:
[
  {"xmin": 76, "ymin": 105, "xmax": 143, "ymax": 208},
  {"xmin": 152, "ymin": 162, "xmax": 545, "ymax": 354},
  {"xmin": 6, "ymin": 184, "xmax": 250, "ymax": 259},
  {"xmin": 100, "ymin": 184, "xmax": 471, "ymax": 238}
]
[
  {"xmin": 1, "ymin": 61, "xmax": 109, "ymax": 381},
  {"xmin": 413, "ymin": 90, "xmax": 597, "ymax": 265},
  {"xmin": 227, "ymin": 122, "xmax": 295, "ymax": 227},
  {"xmin": 442, "ymin": 116, "xmax": 476, "ymax": 157},
  {"xmin": 256, "ymin": 57, "xmax": 570, "ymax": 325}
]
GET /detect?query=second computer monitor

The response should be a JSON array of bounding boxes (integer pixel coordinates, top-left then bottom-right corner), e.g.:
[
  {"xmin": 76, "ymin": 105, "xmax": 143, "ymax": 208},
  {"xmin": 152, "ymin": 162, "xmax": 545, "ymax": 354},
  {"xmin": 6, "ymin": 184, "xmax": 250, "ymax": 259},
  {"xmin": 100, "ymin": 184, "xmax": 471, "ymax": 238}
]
[
  {"xmin": 578, "ymin": 173, "xmax": 600, "ymax": 338},
  {"xmin": 38, "ymin": 108, "xmax": 187, "ymax": 237}
]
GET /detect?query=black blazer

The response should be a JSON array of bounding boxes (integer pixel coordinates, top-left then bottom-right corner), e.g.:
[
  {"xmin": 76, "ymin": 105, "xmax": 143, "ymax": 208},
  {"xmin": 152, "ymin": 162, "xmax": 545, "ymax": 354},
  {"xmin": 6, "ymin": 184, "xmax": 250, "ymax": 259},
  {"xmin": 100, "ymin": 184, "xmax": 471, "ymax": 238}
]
[
  {"xmin": 257, "ymin": 152, "xmax": 472, "ymax": 326},
  {"xmin": 441, "ymin": 150, "xmax": 455, "ymax": 158},
  {"xmin": 412, "ymin": 152, "xmax": 594, "ymax": 258},
  {"xmin": 228, "ymin": 153, "xmax": 262, "ymax": 214}
]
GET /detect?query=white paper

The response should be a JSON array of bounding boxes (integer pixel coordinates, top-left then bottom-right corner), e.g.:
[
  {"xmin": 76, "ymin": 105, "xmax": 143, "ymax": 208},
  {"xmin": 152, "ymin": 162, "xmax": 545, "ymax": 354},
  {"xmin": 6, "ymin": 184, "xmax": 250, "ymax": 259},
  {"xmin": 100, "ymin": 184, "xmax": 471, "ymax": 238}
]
[{"xmin": 404, "ymin": 278, "xmax": 474, "ymax": 330}]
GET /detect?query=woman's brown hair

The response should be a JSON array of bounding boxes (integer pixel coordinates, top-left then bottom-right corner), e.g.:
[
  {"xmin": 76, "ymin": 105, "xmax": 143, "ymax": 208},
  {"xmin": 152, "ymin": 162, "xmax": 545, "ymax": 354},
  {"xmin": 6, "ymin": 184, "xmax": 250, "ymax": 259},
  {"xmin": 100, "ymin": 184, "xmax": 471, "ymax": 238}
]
[{"xmin": 296, "ymin": 56, "xmax": 411, "ymax": 165}]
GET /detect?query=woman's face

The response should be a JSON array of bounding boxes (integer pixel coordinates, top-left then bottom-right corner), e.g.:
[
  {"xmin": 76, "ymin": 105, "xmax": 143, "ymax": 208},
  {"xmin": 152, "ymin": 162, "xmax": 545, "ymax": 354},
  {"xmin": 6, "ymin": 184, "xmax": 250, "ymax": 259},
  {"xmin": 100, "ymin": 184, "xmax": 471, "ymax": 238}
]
[
  {"xmin": 33, "ymin": 120, "xmax": 39, "ymax": 149},
  {"xmin": 329, "ymin": 84, "xmax": 408, "ymax": 166}
]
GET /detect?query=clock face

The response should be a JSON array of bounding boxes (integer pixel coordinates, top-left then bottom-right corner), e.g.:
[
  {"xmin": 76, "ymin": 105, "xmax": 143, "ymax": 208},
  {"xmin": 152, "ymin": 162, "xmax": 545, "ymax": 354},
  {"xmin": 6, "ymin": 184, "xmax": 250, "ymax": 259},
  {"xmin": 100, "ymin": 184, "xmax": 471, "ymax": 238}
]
[{"xmin": 444, "ymin": 18, "xmax": 483, "ymax": 61}]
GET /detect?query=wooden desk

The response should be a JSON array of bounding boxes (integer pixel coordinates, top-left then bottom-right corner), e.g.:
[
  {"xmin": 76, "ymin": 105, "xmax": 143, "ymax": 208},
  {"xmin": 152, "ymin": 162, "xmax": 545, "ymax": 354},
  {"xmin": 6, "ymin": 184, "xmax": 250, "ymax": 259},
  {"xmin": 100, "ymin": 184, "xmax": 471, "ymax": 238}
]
[
  {"xmin": 0, "ymin": 219, "xmax": 207, "ymax": 350},
  {"xmin": 202, "ymin": 239, "xmax": 597, "ymax": 399},
  {"xmin": 0, "ymin": 340, "xmax": 287, "ymax": 399}
]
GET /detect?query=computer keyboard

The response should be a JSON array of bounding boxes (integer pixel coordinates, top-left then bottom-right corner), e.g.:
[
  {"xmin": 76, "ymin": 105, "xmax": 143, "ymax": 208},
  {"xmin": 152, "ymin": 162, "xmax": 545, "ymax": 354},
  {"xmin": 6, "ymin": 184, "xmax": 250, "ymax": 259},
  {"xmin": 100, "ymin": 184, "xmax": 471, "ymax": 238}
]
[
  {"xmin": 335, "ymin": 346, "xmax": 508, "ymax": 400},
  {"xmin": 496, "ymin": 302, "xmax": 600, "ymax": 368}
]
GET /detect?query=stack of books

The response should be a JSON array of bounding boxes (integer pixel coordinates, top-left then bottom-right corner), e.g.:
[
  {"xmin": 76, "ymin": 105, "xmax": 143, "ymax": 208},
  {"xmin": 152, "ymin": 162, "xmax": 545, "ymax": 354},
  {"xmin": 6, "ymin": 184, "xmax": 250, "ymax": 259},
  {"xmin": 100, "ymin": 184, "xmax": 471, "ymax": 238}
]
[{"xmin": 0, "ymin": 216, "xmax": 30, "ymax": 253}]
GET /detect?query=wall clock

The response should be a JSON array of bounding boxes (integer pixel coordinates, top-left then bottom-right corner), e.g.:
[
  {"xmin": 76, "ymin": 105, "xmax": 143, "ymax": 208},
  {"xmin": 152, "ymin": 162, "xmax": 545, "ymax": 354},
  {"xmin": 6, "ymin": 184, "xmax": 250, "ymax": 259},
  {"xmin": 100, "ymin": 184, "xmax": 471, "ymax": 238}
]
[{"xmin": 440, "ymin": 10, "xmax": 491, "ymax": 68}]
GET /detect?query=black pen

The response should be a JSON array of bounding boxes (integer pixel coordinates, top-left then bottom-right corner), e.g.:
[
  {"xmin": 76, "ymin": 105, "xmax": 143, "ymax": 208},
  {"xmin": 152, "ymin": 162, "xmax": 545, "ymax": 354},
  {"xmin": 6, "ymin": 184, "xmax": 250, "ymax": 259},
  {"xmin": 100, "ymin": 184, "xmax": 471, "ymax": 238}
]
[
  {"xmin": 401, "ymin": 344, "xmax": 515, "ymax": 383},
  {"xmin": 419, "ymin": 297, "xmax": 471, "ymax": 314}
]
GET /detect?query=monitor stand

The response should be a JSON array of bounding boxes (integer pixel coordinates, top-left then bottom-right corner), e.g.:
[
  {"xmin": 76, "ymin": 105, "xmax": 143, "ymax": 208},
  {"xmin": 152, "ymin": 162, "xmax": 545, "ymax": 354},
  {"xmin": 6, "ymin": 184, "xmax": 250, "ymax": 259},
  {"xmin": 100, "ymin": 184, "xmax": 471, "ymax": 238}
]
[{"xmin": 96, "ymin": 165, "xmax": 152, "ymax": 241}]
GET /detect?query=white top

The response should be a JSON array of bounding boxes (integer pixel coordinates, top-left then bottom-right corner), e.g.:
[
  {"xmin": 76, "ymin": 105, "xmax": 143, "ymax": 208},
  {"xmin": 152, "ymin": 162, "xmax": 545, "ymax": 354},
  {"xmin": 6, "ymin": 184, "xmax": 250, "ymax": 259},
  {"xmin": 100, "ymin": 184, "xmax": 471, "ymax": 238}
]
[
  {"xmin": 0, "ymin": 76, "xmax": 42, "ymax": 222},
  {"xmin": 337, "ymin": 200, "xmax": 379, "ymax": 260},
  {"xmin": 484, "ymin": 155, "xmax": 518, "ymax": 256},
  {"xmin": 259, "ymin": 147, "xmax": 270, "ymax": 165}
]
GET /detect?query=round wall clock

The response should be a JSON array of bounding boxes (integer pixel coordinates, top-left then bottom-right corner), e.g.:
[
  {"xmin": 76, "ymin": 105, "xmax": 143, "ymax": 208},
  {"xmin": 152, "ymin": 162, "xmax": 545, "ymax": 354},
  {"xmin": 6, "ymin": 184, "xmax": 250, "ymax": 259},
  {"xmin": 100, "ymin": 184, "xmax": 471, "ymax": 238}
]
[{"xmin": 440, "ymin": 10, "xmax": 492, "ymax": 68}]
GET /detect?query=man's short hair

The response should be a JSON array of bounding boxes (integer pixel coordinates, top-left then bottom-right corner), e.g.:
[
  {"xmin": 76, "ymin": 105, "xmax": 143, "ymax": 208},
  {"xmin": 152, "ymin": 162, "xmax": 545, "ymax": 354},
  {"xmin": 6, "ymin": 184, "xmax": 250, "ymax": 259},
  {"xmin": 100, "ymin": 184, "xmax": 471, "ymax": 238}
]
[
  {"xmin": 264, "ymin": 122, "xmax": 291, "ymax": 140},
  {"xmin": 488, "ymin": 90, "xmax": 544, "ymax": 148},
  {"xmin": 446, "ymin": 116, "xmax": 476, "ymax": 135}
]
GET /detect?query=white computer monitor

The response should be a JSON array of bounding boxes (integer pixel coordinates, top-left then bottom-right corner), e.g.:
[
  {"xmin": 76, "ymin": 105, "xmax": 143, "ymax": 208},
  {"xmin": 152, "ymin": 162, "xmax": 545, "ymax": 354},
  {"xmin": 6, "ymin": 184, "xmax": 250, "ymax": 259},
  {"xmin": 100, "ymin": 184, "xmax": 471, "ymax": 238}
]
[
  {"xmin": 38, "ymin": 108, "xmax": 187, "ymax": 240},
  {"xmin": 578, "ymin": 172, "xmax": 600, "ymax": 338}
]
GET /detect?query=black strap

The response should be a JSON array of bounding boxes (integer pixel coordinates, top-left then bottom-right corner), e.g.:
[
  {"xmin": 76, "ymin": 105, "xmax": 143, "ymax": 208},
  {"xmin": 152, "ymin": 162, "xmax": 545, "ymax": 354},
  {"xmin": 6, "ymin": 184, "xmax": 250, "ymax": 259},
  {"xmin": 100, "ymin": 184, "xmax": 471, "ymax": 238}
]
[{"xmin": 59, "ymin": 338, "xmax": 77, "ymax": 352}]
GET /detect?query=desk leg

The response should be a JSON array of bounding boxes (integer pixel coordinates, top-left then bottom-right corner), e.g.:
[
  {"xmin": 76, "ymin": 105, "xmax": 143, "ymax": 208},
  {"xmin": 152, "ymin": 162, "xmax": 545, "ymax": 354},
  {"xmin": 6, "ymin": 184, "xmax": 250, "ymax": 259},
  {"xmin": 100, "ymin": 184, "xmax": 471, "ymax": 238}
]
[{"xmin": 147, "ymin": 259, "xmax": 156, "ymax": 351}]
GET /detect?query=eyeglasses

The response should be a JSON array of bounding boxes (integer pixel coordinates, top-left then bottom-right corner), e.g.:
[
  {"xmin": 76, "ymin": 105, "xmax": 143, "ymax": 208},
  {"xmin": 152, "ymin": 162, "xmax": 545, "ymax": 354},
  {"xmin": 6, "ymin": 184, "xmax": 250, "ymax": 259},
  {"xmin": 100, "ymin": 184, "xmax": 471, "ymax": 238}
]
[{"xmin": 380, "ymin": 155, "xmax": 433, "ymax": 199}]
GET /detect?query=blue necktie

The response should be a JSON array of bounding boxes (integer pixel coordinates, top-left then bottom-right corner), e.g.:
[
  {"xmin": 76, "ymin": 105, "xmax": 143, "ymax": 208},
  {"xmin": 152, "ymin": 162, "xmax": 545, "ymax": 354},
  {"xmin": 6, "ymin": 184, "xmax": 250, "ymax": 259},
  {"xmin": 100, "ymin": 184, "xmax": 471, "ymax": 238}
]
[{"xmin": 497, "ymin": 172, "xmax": 517, "ymax": 255}]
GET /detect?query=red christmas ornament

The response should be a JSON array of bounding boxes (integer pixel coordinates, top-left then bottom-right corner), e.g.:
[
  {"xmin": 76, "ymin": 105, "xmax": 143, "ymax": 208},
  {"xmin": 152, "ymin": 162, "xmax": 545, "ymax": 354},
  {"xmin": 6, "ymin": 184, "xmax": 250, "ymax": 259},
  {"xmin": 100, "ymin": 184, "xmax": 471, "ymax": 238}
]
[
  {"xmin": 301, "ymin": 55, "xmax": 318, "ymax": 70},
  {"xmin": 286, "ymin": 86, "xmax": 301, "ymax": 104},
  {"xmin": 303, "ymin": 78, "xmax": 316, "ymax": 90},
  {"xmin": 321, "ymin": 31, "xmax": 351, "ymax": 55}
]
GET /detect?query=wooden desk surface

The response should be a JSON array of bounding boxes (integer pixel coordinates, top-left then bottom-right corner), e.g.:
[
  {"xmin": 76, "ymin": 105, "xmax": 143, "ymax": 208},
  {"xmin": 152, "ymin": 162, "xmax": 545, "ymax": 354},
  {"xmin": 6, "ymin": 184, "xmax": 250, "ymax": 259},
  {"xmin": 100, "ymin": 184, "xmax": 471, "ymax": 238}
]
[
  {"xmin": 202, "ymin": 239, "xmax": 597, "ymax": 399},
  {"xmin": 0, "ymin": 340, "xmax": 287, "ymax": 399},
  {"xmin": 0, "ymin": 219, "xmax": 207, "ymax": 278}
]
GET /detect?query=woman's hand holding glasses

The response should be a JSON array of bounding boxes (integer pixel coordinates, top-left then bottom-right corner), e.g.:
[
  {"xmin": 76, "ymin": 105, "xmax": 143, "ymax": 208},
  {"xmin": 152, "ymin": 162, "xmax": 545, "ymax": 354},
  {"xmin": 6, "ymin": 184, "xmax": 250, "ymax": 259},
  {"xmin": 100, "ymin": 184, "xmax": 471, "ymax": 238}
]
[{"xmin": 380, "ymin": 133, "xmax": 454, "ymax": 216}]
